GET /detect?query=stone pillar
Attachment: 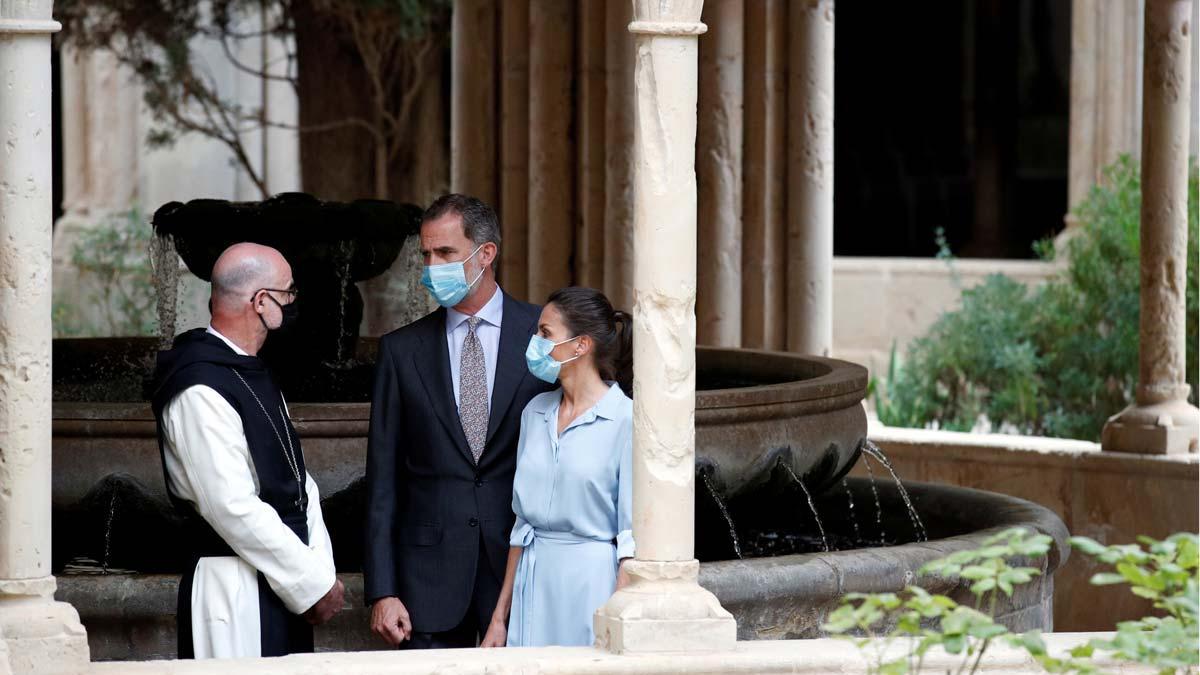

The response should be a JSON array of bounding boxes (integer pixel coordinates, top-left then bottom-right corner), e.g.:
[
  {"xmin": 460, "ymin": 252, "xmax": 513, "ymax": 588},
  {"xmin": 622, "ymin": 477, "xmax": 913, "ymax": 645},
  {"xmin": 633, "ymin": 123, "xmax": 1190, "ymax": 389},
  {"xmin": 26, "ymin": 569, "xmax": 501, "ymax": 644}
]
[
  {"xmin": 1062, "ymin": 0, "xmax": 1144, "ymax": 243},
  {"xmin": 576, "ymin": 0, "xmax": 607, "ymax": 289},
  {"xmin": 696, "ymin": 0, "xmax": 743, "ymax": 347},
  {"xmin": 603, "ymin": 0, "xmax": 636, "ymax": 312},
  {"xmin": 527, "ymin": 0, "xmax": 575, "ymax": 302},
  {"xmin": 1101, "ymin": 0, "xmax": 1199, "ymax": 455},
  {"xmin": 450, "ymin": 0, "xmax": 497, "ymax": 206},
  {"xmin": 787, "ymin": 0, "xmax": 834, "ymax": 356},
  {"xmin": 741, "ymin": 0, "xmax": 788, "ymax": 351},
  {"xmin": 593, "ymin": 0, "xmax": 736, "ymax": 654},
  {"xmin": 499, "ymin": 0, "xmax": 530, "ymax": 299},
  {"xmin": 1064, "ymin": 0, "xmax": 1099, "ymax": 233},
  {"xmin": 0, "ymin": 3, "xmax": 92, "ymax": 673}
]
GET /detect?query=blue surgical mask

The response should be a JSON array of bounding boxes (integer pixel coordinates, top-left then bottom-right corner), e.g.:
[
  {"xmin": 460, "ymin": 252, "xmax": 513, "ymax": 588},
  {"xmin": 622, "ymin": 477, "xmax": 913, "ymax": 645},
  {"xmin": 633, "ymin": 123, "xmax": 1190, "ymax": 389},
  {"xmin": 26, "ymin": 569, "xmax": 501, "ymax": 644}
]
[
  {"xmin": 421, "ymin": 245, "xmax": 485, "ymax": 308},
  {"xmin": 525, "ymin": 334, "xmax": 581, "ymax": 384}
]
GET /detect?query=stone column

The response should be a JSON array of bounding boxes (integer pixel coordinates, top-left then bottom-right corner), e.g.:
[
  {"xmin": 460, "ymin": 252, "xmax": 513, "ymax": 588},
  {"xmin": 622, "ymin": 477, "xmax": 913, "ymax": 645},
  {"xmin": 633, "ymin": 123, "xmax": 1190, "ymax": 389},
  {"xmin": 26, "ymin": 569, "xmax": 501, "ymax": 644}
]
[
  {"xmin": 1064, "ymin": 0, "xmax": 1099, "ymax": 234},
  {"xmin": 696, "ymin": 0, "xmax": 743, "ymax": 347},
  {"xmin": 576, "ymin": 0, "xmax": 607, "ymax": 289},
  {"xmin": 787, "ymin": 0, "xmax": 834, "ymax": 356},
  {"xmin": 0, "ymin": 3, "xmax": 92, "ymax": 673},
  {"xmin": 1062, "ymin": 0, "xmax": 1145, "ymax": 244},
  {"xmin": 527, "ymin": 0, "xmax": 575, "ymax": 302},
  {"xmin": 499, "ymin": 0, "xmax": 530, "ymax": 299},
  {"xmin": 603, "ymin": 0, "xmax": 636, "ymax": 312},
  {"xmin": 593, "ymin": 0, "xmax": 736, "ymax": 654},
  {"xmin": 450, "ymin": 0, "xmax": 497, "ymax": 206},
  {"xmin": 741, "ymin": 0, "xmax": 788, "ymax": 351},
  {"xmin": 1101, "ymin": 0, "xmax": 1199, "ymax": 455}
]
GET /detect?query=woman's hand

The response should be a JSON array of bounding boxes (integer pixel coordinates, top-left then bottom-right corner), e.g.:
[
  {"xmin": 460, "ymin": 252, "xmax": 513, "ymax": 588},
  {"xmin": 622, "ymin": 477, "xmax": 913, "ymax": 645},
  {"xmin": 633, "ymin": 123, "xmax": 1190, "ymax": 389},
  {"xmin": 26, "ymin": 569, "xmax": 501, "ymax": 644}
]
[
  {"xmin": 616, "ymin": 558, "xmax": 633, "ymax": 591},
  {"xmin": 480, "ymin": 615, "xmax": 508, "ymax": 647}
]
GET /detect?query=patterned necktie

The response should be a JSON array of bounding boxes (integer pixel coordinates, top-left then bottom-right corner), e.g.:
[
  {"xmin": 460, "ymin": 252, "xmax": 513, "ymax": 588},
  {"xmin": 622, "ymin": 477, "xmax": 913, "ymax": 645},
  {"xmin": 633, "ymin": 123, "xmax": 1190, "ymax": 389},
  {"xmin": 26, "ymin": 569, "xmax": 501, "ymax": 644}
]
[{"xmin": 459, "ymin": 316, "xmax": 489, "ymax": 463}]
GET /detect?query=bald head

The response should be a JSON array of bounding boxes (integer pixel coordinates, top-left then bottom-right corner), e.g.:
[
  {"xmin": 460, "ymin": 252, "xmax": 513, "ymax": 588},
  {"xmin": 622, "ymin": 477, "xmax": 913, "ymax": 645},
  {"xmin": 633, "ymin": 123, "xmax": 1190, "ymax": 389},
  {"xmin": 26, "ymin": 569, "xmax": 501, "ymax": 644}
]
[{"xmin": 211, "ymin": 243, "xmax": 291, "ymax": 312}]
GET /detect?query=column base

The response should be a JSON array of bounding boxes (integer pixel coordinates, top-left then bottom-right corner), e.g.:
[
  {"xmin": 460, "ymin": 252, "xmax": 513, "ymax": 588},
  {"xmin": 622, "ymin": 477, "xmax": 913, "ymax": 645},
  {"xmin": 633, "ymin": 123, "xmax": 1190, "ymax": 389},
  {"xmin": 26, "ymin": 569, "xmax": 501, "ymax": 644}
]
[
  {"xmin": 0, "ymin": 578, "xmax": 89, "ymax": 675},
  {"xmin": 593, "ymin": 560, "xmax": 736, "ymax": 654},
  {"xmin": 1101, "ymin": 398, "xmax": 1200, "ymax": 455}
]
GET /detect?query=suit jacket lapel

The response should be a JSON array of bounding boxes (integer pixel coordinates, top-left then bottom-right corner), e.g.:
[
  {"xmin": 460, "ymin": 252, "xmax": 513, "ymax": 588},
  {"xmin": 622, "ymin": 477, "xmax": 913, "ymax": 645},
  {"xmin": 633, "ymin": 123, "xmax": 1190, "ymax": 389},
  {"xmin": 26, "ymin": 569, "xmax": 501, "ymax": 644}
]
[
  {"xmin": 412, "ymin": 308, "xmax": 475, "ymax": 465},
  {"xmin": 486, "ymin": 295, "xmax": 534, "ymax": 446}
]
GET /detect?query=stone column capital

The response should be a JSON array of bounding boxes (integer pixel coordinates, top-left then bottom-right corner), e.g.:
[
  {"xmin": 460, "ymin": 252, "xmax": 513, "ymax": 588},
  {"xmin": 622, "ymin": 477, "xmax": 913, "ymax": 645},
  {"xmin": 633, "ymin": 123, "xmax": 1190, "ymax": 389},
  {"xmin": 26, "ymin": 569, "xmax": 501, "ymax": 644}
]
[{"xmin": 627, "ymin": 20, "xmax": 708, "ymax": 36}]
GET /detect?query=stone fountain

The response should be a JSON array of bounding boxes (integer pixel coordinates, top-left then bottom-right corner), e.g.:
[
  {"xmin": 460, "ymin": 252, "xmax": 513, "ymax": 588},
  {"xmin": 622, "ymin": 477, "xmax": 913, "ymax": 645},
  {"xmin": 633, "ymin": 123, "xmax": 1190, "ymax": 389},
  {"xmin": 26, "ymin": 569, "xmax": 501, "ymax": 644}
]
[{"xmin": 49, "ymin": 198, "xmax": 1068, "ymax": 660}]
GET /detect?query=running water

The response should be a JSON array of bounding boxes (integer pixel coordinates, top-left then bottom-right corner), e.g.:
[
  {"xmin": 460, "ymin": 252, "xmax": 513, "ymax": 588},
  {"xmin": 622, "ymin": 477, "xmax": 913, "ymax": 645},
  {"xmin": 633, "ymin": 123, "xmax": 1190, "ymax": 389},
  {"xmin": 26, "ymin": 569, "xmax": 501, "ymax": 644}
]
[
  {"xmin": 841, "ymin": 478, "xmax": 863, "ymax": 544},
  {"xmin": 861, "ymin": 440, "xmax": 928, "ymax": 542},
  {"xmin": 778, "ymin": 463, "xmax": 829, "ymax": 552},
  {"xmin": 700, "ymin": 470, "xmax": 742, "ymax": 559},
  {"xmin": 860, "ymin": 452, "xmax": 885, "ymax": 545},
  {"xmin": 101, "ymin": 490, "xmax": 120, "ymax": 574}
]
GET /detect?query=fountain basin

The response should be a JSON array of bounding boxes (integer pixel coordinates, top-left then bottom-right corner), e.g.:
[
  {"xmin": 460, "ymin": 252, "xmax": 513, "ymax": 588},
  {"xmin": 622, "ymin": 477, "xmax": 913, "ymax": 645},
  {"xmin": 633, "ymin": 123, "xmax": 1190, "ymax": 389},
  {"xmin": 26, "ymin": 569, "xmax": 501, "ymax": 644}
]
[
  {"xmin": 57, "ymin": 479, "xmax": 1068, "ymax": 660},
  {"xmin": 52, "ymin": 343, "xmax": 868, "ymax": 514}
]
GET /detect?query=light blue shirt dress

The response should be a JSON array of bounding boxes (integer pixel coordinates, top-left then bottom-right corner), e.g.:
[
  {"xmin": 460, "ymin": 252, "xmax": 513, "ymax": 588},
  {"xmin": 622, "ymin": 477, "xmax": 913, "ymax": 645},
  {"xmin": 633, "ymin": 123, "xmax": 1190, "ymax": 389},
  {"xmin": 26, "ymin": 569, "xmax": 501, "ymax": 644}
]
[{"xmin": 506, "ymin": 383, "xmax": 635, "ymax": 647}]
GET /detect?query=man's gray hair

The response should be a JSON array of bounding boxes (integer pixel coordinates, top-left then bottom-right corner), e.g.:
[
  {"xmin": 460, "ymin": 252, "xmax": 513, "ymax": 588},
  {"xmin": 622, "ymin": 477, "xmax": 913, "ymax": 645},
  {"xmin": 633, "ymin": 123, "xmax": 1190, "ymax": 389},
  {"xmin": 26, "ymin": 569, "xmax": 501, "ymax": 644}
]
[
  {"xmin": 422, "ymin": 193, "xmax": 502, "ymax": 249},
  {"xmin": 212, "ymin": 255, "xmax": 271, "ymax": 301}
]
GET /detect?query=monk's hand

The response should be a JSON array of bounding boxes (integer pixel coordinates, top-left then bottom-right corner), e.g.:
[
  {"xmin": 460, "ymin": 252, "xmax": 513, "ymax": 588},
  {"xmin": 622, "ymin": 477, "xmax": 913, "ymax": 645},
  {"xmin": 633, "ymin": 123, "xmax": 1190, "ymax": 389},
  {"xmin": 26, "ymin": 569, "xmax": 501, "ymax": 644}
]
[
  {"xmin": 371, "ymin": 596, "xmax": 412, "ymax": 646},
  {"xmin": 305, "ymin": 578, "xmax": 345, "ymax": 625},
  {"xmin": 480, "ymin": 615, "xmax": 507, "ymax": 648}
]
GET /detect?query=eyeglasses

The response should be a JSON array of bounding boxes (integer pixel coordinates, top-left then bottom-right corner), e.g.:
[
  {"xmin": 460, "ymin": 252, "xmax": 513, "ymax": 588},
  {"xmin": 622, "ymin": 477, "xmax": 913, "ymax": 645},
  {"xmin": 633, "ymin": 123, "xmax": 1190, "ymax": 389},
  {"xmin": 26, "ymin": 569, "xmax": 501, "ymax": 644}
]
[{"xmin": 251, "ymin": 286, "xmax": 299, "ymax": 302}]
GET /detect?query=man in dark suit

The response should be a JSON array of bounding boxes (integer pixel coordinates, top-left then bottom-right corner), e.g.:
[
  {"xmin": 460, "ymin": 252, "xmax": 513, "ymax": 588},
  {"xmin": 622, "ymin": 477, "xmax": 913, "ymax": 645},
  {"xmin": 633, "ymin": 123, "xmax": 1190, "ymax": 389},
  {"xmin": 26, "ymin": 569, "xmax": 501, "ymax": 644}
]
[{"xmin": 364, "ymin": 194, "xmax": 552, "ymax": 649}]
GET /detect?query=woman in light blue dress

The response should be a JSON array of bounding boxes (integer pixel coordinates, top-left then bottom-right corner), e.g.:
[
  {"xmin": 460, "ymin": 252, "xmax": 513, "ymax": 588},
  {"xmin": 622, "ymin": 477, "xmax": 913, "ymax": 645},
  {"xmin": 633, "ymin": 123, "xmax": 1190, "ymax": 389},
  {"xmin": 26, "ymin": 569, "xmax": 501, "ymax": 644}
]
[{"xmin": 481, "ymin": 287, "xmax": 634, "ymax": 648}]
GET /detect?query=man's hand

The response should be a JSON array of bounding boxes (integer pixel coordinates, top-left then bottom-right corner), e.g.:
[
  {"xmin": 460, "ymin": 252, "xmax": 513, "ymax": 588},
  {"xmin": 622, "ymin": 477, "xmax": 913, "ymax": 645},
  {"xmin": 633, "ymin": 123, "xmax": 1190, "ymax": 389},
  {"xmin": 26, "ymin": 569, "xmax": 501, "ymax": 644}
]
[
  {"xmin": 371, "ymin": 596, "xmax": 412, "ymax": 646},
  {"xmin": 480, "ymin": 616, "xmax": 507, "ymax": 648},
  {"xmin": 304, "ymin": 578, "xmax": 345, "ymax": 625}
]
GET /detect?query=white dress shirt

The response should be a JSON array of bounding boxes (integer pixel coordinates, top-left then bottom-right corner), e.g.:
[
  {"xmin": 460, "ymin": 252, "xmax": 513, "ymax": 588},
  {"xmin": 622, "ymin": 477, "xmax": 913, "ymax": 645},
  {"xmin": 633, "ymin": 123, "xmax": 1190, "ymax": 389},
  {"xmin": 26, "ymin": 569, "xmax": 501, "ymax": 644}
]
[
  {"xmin": 446, "ymin": 286, "xmax": 505, "ymax": 411},
  {"xmin": 158, "ymin": 325, "xmax": 336, "ymax": 658}
]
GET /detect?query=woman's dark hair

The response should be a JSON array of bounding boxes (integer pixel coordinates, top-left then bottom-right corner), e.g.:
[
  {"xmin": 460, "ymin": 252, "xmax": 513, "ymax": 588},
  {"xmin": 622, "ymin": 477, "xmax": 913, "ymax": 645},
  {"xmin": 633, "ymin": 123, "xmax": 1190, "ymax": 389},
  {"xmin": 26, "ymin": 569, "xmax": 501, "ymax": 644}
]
[{"xmin": 546, "ymin": 286, "xmax": 633, "ymax": 396}]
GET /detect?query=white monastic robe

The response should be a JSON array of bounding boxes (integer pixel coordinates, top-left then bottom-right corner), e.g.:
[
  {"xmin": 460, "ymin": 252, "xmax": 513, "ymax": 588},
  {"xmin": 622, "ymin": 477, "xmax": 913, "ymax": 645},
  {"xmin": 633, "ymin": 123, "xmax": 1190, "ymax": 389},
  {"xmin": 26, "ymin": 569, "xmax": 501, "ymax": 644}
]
[{"xmin": 159, "ymin": 327, "xmax": 336, "ymax": 658}]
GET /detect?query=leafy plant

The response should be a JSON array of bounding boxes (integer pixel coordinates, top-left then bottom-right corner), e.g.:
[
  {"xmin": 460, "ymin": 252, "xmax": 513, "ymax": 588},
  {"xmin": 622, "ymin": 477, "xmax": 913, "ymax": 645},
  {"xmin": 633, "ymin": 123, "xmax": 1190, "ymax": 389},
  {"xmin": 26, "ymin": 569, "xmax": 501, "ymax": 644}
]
[
  {"xmin": 825, "ymin": 530, "xmax": 1199, "ymax": 674},
  {"xmin": 1068, "ymin": 533, "xmax": 1199, "ymax": 675},
  {"xmin": 57, "ymin": 208, "xmax": 158, "ymax": 337},
  {"xmin": 878, "ymin": 157, "xmax": 1199, "ymax": 440},
  {"xmin": 823, "ymin": 527, "xmax": 1055, "ymax": 674}
]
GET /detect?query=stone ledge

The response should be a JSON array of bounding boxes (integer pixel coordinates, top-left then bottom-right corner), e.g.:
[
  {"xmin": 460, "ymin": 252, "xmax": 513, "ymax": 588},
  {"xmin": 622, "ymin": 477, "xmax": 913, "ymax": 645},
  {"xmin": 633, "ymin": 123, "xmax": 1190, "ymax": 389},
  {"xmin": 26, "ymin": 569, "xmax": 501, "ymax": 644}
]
[
  {"xmin": 868, "ymin": 420, "xmax": 1199, "ymax": 476},
  {"xmin": 86, "ymin": 632, "xmax": 1153, "ymax": 674}
]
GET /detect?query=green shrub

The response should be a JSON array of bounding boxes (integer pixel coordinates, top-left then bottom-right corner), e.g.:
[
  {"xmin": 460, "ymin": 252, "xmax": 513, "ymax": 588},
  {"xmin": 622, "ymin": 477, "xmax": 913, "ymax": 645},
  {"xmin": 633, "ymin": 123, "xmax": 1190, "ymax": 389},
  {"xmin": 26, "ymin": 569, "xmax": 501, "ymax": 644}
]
[
  {"xmin": 54, "ymin": 208, "xmax": 158, "ymax": 338},
  {"xmin": 877, "ymin": 157, "xmax": 1199, "ymax": 440}
]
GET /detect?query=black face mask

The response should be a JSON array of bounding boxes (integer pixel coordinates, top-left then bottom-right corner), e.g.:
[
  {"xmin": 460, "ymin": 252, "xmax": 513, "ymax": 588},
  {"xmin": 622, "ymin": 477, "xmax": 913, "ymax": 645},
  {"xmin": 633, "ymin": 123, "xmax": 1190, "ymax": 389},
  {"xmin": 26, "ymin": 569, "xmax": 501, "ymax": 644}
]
[{"xmin": 258, "ymin": 293, "xmax": 300, "ymax": 333}]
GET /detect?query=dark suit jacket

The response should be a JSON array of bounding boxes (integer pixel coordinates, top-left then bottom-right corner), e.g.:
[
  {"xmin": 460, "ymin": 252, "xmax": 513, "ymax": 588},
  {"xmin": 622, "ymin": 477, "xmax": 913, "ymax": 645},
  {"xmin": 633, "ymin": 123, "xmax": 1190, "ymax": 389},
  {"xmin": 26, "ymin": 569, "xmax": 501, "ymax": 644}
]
[{"xmin": 363, "ymin": 292, "xmax": 552, "ymax": 632}]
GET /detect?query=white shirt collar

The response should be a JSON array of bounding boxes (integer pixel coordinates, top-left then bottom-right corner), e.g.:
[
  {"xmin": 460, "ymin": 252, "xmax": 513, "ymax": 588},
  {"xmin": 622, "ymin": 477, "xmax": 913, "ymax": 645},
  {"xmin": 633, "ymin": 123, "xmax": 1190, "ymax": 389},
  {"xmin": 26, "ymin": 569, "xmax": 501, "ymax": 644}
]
[
  {"xmin": 447, "ymin": 286, "xmax": 504, "ymax": 332},
  {"xmin": 206, "ymin": 324, "xmax": 250, "ymax": 356}
]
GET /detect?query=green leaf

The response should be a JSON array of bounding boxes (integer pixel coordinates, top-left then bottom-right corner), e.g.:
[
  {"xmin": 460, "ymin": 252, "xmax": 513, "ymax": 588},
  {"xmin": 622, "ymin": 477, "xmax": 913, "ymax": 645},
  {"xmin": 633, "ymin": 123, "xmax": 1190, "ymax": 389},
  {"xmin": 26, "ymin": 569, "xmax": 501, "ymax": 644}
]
[
  {"xmin": 1129, "ymin": 586, "xmax": 1160, "ymax": 600},
  {"xmin": 960, "ymin": 565, "xmax": 994, "ymax": 581},
  {"xmin": 943, "ymin": 634, "xmax": 966, "ymax": 654},
  {"xmin": 1089, "ymin": 572, "xmax": 1127, "ymax": 585},
  {"xmin": 1068, "ymin": 643, "xmax": 1094, "ymax": 658},
  {"xmin": 968, "ymin": 622, "xmax": 1008, "ymax": 640},
  {"xmin": 1070, "ymin": 537, "xmax": 1108, "ymax": 556},
  {"xmin": 970, "ymin": 578, "xmax": 997, "ymax": 595}
]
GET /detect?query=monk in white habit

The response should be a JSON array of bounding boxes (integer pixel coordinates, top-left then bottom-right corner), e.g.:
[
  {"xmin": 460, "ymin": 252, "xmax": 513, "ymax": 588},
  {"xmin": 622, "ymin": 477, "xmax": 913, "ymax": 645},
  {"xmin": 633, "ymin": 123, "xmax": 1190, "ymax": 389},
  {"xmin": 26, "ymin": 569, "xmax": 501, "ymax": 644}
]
[{"xmin": 151, "ymin": 242, "xmax": 344, "ymax": 658}]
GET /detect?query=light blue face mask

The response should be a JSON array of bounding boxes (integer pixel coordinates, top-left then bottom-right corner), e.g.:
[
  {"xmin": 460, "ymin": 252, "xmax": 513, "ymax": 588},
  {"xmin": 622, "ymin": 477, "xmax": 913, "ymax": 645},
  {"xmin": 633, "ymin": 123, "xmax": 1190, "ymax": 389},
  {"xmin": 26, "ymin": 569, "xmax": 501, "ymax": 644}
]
[
  {"xmin": 525, "ymin": 334, "xmax": 581, "ymax": 384},
  {"xmin": 421, "ymin": 244, "xmax": 485, "ymax": 308}
]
